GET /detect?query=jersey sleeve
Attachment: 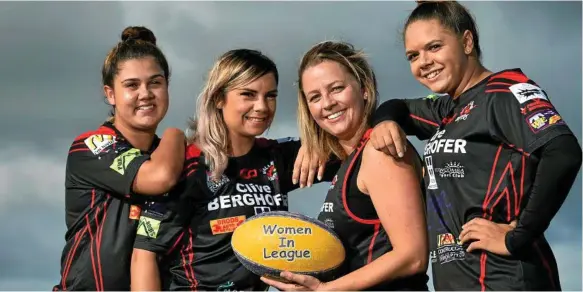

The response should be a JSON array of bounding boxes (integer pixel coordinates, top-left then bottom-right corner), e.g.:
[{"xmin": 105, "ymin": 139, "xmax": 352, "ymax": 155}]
[
  {"xmin": 374, "ymin": 94, "xmax": 453, "ymax": 140},
  {"xmin": 67, "ymin": 135, "xmax": 150, "ymax": 198},
  {"xmin": 133, "ymin": 158, "xmax": 199, "ymax": 254},
  {"xmin": 270, "ymin": 137, "xmax": 302, "ymax": 193},
  {"xmin": 486, "ymin": 83, "xmax": 575, "ymax": 153}
]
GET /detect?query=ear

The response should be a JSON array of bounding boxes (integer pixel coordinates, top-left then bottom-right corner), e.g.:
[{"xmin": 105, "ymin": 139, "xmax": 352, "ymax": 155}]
[
  {"xmin": 462, "ymin": 30, "xmax": 475, "ymax": 56},
  {"xmin": 216, "ymin": 99, "xmax": 224, "ymax": 110},
  {"xmin": 104, "ymin": 85, "xmax": 115, "ymax": 106}
]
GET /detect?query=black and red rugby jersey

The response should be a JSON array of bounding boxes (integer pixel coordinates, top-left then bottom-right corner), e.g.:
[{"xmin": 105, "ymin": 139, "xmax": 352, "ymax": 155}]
[
  {"xmin": 134, "ymin": 137, "xmax": 339, "ymax": 291},
  {"xmin": 401, "ymin": 69, "xmax": 573, "ymax": 290},
  {"xmin": 54, "ymin": 121, "xmax": 158, "ymax": 291},
  {"xmin": 317, "ymin": 129, "xmax": 429, "ymax": 291}
]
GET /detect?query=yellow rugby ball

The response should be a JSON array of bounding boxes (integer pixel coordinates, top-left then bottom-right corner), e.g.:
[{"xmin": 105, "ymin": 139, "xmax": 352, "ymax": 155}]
[{"xmin": 231, "ymin": 211, "xmax": 345, "ymax": 281}]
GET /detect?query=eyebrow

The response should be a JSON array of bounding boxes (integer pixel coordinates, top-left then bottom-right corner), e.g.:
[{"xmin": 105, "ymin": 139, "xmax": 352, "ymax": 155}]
[
  {"xmin": 238, "ymin": 88, "xmax": 278, "ymax": 94},
  {"xmin": 305, "ymin": 80, "xmax": 342, "ymax": 96},
  {"xmin": 405, "ymin": 39, "xmax": 441, "ymax": 55},
  {"xmin": 121, "ymin": 73, "xmax": 165, "ymax": 83}
]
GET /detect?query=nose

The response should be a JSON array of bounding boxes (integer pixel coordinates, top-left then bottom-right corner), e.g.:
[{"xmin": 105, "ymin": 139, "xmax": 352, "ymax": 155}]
[
  {"xmin": 321, "ymin": 93, "xmax": 337, "ymax": 111},
  {"xmin": 253, "ymin": 96, "xmax": 268, "ymax": 112},
  {"xmin": 138, "ymin": 83, "xmax": 154, "ymax": 100},
  {"xmin": 418, "ymin": 51, "xmax": 433, "ymax": 68}
]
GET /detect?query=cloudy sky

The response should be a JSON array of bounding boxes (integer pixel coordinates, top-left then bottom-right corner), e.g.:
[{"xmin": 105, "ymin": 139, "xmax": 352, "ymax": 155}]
[{"xmin": 0, "ymin": 1, "xmax": 580, "ymax": 290}]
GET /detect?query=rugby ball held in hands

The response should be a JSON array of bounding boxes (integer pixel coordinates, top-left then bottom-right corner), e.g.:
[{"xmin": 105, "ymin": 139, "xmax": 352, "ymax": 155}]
[{"xmin": 231, "ymin": 211, "xmax": 345, "ymax": 280}]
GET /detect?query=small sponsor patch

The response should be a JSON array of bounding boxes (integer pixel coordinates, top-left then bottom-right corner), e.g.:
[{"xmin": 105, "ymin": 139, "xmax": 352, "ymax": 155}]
[
  {"xmin": 210, "ymin": 215, "xmax": 246, "ymax": 235},
  {"xmin": 110, "ymin": 148, "xmax": 141, "ymax": 175},
  {"xmin": 137, "ymin": 217, "xmax": 161, "ymax": 238},
  {"xmin": 527, "ymin": 109, "xmax": 564, "ymax": 133},
  {"xmin": 129, "ymin": 205, "xmax": 141, "ymax": 220},
  {"xmin": 520, "ymin": 99, "xmax": 554, "ymax": 115},
  {"xmin": 509, "ymin": 83, "xmax": 548, "ymax": 104},
  {"xmin": 424, "ymin": 93, "xmax": 439, "ymax": 101},
  {"xmin": 84, "ymin": 134, "xmax": 115, "ymax": 155}
]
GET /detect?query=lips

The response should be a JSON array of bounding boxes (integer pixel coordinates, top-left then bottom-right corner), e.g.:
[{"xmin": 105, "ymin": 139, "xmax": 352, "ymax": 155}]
[
  {"xmin": 325, "ymin": 110, "xmax": 345, "ymax": 120},
  {"xmin": 136, "ymin": 104, "xmax": 155, "ymax": 113},
  {"xmin": 423, "ymin": 69, "xmax": 442, "ymax": 80},
  {"xmin": 245, "ymin": 116, "xmax": 267, "ymax": 123}
]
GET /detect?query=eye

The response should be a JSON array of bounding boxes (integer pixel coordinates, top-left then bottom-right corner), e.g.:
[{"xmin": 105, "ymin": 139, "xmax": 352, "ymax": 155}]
[
  {"xmin": 241, "ymin": 91, "xmax": 254, "ymax": 98},
  {"xmin": 406, "ymin": 53, "xmax": 418, "ymax": 62},
  {"xmin": 429, "ymin": 44, "xmax": 441, "ymax": 51},
  {"xmin": 331, "ymin": 86, "xmax": 344, "ymax": 93},
  {"xmin": 308, "ymin": 94, "xmax": 321, "ymax": 103},
  {"xmin": 125, "ymin": 82, "xmax": 139, "ymax": 89},
  {"xmin": 266, "ymin": 93, "xmax": 278, "ymax": 100}
]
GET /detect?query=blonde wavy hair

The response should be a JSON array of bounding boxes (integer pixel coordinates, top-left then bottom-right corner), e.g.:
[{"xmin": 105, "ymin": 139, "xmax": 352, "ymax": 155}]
[
  {"xmin": 188, "ymin": 49, "xmax": 278, "ymax": 179},
  {"xmin": 297, "ymin": 41, "xmax": 379, "ymax": 161}
]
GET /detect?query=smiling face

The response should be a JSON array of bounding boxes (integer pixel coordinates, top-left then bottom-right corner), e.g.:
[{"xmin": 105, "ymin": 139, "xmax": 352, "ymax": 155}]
[
  {"xmin": 104, "ymin": 56, "xmax": 169, "ymax": 131},
  {"xmin": 219, "ymin": 72, "xmax": 278, "ymax": 140},
  {"xmin": 301, "ymin": 60, "xmax": 366, "ymax": 141},
  {"xmin": 404, "ymin": 19, "xmax": 470, "ymax": 95}
]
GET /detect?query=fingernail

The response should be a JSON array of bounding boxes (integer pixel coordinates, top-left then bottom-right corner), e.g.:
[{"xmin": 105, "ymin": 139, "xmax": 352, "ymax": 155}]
[
  {"xmin": 293, "ymin": 179, "xmax": 297, "ymax": 185},
  {"xmin": 317, "ymin": 175, "xmax": 322, "ymax": 181},
  {"xmin": 398, "ymin": 152, "xmax": 404, "ymax": 158},
  {"xmin": 307, "ymin": 183, "xmax": 312, "ymax": 187},
  {"xmin": 300, "ymin": 184, "xmax": 304, "ymax": 188}
]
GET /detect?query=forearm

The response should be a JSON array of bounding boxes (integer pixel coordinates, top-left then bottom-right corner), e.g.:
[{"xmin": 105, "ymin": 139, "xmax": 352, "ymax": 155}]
[
  {"xmin": 150, "ymin": 128, "xmax": 186, "ymax": 177},
  {"xmin": 130, "ymin": 249, "xmax": 161, "ymax": 291},
  {"xmin": 325, "ymin": 249, "xmax": 425, "ymax": 291},
  {"xmin": 505, "ymin": 135, "xmax": 582, "ymax": 255}
]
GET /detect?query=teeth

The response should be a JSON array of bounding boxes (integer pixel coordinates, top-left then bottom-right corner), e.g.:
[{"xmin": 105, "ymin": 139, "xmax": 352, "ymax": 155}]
[
  {"xmin": 246, "ymin": 117, "xmax": 265, "ymax": 122},
  {"xmin": 426, "ymin": 70, "xmax": 441, "ymax": 79},
  {"xmin": 138, "ymin": 105, "xmax": 154, "ymax": 110},
  {"xmin": 327, "ymin": 111, "xmax": 344, "ymax": 120}
]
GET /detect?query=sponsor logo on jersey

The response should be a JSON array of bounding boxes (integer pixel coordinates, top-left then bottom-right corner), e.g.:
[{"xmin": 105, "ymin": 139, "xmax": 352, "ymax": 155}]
[
  {"xmin": 435, "ymin": 161, "xmax": 465, "ymax": 178},
  {"xmin": 509, "ymin": 83, "xmax": 548, "ymax": 104},
  {"xmin": 520, "ymin": 99, "xmax": 553, "ymax": 115},
  {"xmin": 454, "ymin": 101, "xmax": 477, "ymax": 123},
  {"xmin": 425, "ymin": 156, "xmax": 438, "ymax": 190},
  {"xmin": 84, "ymin": 134, "xmax": 115, "ymax": 155},
  {"xmin": 208, "ymin": 183, "xmax": 288, "ymax": 211},
  {"xmin": 424, "ymin": 130, "xmax": 467, "ymax": 156},
  {"xmin": 210, "ymin": 215, "xmax": 246, "ymax": 235},
  {"xmin": 320, "ymin": 202, "xmax": 334, "ymax": 213},
  {"xmin": 323, "ymin": 218, "xmax": 335, "ymax": 229},
  {"xmin": 424, "ymin": 93, "xmax": 439, "ymax": 101},
  {"xmin": 129, "ymin": 205, "xmax": 141, "ymax": 220},
  {"xmin": 254, "ymin": 206, "xmax": 272, "ymax": 215},
  {"xmin": 110, "ymin": 148, "xmax": 141, "ymax": 175},
  {"xmin": 527, "ymin": 109, "xmax": 564, "ymax": 133},
  {"xmin": 432, "ymin": 232, "xmax": 465, "ymax": 265},
  {"xmin": 207, "ymin": 171, "xmax": 230, "ymax": 193},
  {"xmin": 217, "ymin": 281, "xmax": 237, "ymax": 291},
  {"xmin": 137, "ymin": 216, "xmax": 161, "ymax": 238},
  {"xmin": 143, "ymin": 200, "xmax": 168, "ymax": 219},
  {"xmin": 262, "ymin": 161, "xmax": 278, "ymax": 181}
]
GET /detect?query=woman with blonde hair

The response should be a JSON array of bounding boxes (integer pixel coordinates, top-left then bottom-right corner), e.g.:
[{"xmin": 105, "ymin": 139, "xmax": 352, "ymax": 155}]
[
  {"xmin": 262, "ymin": 41, "xmax": 429, "ymax": 291},
  {"xmin": 130, "ymin": 48, "xmax": 401, "ymax": 291}
]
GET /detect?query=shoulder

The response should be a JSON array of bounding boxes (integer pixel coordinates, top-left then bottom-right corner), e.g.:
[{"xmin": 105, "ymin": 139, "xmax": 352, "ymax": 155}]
[
  {"xmin": 68, "ymin": 124, "xmax": 119, "ymax": 156},
  {"xmin": 483, "ymin": 69, "xmax": 550, "ymax": 104}
]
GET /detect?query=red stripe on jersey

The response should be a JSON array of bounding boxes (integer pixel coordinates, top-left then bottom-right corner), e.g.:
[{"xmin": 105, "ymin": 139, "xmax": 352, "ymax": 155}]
[
  {"xmin": 96, "ymin": 201, "xmax": 107, "ymax": 291},
  {"xmin": 68, "ymin": 148, "xmax": 90, "ymax": 154},
  {"xmin": 518, "ymin": 155, "xmax": 526, "ymax": 216},
  {"xmin": 367, "ymin": 224, "xmax": 380, "ymax": 264},
  {"xmin": 341, "ymin": 130, "xmax": 380, "ymax": 225},
  {"xmin": 167, "ymin": 231, "xmax": 185, "ymax": 255},
  {"xmin": 484, "ymin": 89, "xmax": 511, "ymax": 93},
  {"xmin": 479, "ymin": 252, "xmax": 488, "ymax": 291},
  {"xmin": 533, "ymin": 241, "xmax": 557, "ymax": 291},
  {"xmin": 488, "ymin": 71, "xmax": 529, "ymax": 84},
  {"xmin": 410, "ymin": 114, "xmax": 439, "ymax": 127},
  {"xmin": 187, "ymin": 228, "xmax": 198, "ymax": 290},
  {"xmin": 84, "ymin": 214, "xmax": 101, "ymax": 291},
  {"xmin": 62, "ymin": 226, "xmax": 88, "ymax": 289},
  {"xmin": 486, "ymin": 82, "xmax": 513, "ymax": 87},
  {"xmin": 186, "ymin": 144, "xmax": 202, "ymax": 160}
]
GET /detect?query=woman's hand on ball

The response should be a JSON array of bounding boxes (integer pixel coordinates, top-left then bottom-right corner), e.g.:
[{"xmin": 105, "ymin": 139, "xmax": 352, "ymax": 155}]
[{"xmin": 261, "ymin": 271, "xmax": 328, "ymax": 291}]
